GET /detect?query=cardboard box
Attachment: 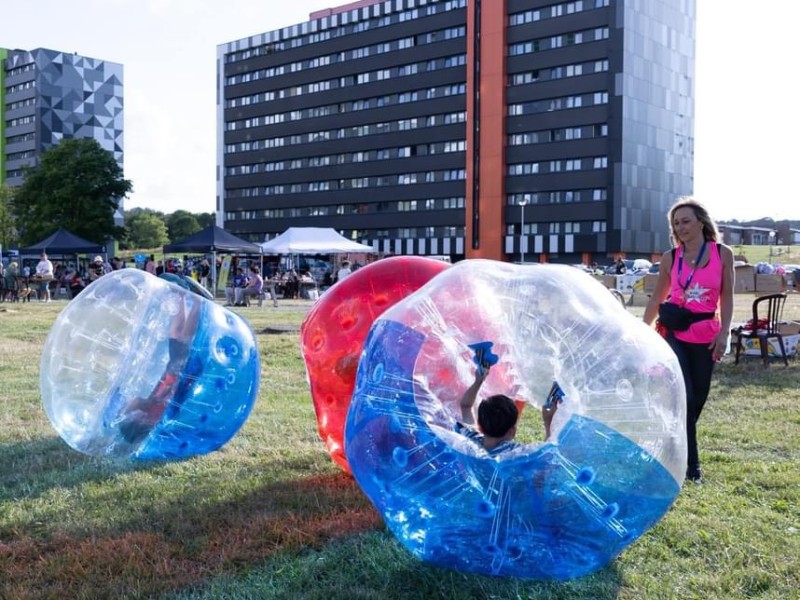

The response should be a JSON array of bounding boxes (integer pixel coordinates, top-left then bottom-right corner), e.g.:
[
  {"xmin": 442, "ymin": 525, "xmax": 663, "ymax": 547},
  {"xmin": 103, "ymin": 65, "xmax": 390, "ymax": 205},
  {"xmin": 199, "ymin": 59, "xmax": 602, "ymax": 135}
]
[
  {"xmin": 730, "ymin": 322, "xmax": 800, "ymax": 358},
  {"xmin": 734, "ymin": 265, "xmax": 756, "ymax": 293},
  {"xmin": 593, "ymin": 274, "xmax": 616, "ymax": 289},
  {"xmin": 642, "ymin": 273, "xmax": 658, "ymax": 294},
  {"xmin": 755, "ymin": 274, "xmax": 786, "ymax": 294},
  {"xmin": 616, "ymin": 274, "xmax": 645, "ymax": 293}
]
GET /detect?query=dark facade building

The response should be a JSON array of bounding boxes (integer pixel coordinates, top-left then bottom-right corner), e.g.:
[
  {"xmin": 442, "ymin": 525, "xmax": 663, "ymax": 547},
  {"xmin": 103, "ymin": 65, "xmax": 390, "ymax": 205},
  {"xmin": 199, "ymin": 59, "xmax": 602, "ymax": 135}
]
[{"xmin": 217, "ymin": 0, "xmax": 695, "ymax": 263}]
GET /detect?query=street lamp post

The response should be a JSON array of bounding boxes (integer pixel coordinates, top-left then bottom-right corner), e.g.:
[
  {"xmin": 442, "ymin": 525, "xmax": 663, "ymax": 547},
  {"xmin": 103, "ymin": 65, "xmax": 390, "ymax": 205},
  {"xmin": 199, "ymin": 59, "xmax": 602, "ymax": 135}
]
[
  {"xmin": 769, "ymin": 230, "xmax": 776, "ymax": 264},
  {"xmin": 519, "ymin": 197, "xmax": 528, "ymax": 264}
]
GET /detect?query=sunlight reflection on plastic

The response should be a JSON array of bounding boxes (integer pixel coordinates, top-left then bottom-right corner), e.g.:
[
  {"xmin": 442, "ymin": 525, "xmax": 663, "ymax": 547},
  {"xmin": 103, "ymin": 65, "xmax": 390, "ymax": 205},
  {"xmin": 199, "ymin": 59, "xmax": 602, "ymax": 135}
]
[
  {"xmin": 300, "ymin": 256, "xmax": 450, "ymax": 473},
  {"xmin": 40, "ymin": 269, "xmax": 260, "ymax": 460},
  {"xmin": 345, "ymin": 260, "xmax": 687, "ymax": 580}
]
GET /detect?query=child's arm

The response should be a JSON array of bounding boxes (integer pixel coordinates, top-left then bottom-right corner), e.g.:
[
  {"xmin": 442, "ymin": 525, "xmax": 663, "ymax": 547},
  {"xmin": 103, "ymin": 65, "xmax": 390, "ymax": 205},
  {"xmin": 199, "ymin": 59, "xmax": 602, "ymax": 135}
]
[
  {"xmin": 460, "ymin": 368, "xmax": 489, "ymax": 425},
  {"xmin": 541, "ymin": 381, "xmax": 565, "ymax": 440}
]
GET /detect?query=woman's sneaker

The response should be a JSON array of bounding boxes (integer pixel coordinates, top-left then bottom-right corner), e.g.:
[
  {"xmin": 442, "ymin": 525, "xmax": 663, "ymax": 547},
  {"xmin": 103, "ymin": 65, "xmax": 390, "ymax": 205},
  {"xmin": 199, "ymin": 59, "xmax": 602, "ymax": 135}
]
[{"xmin": 686, "ymin": 466, "xmax": 703, "ymax": 484}]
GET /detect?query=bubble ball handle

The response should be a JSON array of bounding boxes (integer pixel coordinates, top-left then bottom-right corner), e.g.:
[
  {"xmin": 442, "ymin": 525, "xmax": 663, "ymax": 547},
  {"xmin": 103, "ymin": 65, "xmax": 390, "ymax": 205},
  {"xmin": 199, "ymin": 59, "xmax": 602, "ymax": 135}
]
[{"xmin": 468, "ymin": 341, "xmax": 499, "ymax": 376}]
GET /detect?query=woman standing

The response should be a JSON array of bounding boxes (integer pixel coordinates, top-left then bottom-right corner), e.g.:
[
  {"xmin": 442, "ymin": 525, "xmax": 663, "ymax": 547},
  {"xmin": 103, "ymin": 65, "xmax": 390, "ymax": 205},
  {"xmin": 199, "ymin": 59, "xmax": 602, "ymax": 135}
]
[{"xmin": 643, "ymin": 197, "xmax": 734, "ymax": 483}]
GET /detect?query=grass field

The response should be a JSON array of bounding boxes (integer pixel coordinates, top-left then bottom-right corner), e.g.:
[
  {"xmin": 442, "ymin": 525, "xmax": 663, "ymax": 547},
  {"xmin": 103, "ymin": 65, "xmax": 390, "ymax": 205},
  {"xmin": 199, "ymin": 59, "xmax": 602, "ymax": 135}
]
[
  {"xmin": 1, "ymin": 288, "xmax": 799, "ymax": 600},
  {"xmin": 734, "ymin": 244, "xmax": 800, "ymax": 266}
]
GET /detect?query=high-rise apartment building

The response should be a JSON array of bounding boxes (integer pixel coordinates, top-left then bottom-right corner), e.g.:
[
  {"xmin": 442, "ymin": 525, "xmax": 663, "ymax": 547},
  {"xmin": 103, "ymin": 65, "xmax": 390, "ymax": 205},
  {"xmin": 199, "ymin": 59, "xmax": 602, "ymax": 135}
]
[
  {"xmin": 1, "ymin": 47, "xmax": 124, "ymax": 192},
  {"xmin": 217, "ymin": 0, "xmax": 694, "ymax": 263}
]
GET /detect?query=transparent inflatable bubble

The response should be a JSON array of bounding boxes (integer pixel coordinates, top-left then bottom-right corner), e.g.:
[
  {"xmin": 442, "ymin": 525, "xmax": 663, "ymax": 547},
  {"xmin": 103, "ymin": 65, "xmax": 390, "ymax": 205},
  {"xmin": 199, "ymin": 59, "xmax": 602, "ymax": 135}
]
[
  {"xmin": 40, "ymin": 269, "xmax": 260, "ymax": 460},
  {"xmin": 345, "ymin": 260, "xmax": 686, "ymax": 580}
]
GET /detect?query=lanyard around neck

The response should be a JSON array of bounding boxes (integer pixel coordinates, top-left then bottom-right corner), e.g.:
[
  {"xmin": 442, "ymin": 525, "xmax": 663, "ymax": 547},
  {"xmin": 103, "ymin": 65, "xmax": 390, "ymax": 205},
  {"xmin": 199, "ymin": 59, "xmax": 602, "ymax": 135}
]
[{"xmin": 678, "ymin": 240, "xmax": 707, "ymax": 291}]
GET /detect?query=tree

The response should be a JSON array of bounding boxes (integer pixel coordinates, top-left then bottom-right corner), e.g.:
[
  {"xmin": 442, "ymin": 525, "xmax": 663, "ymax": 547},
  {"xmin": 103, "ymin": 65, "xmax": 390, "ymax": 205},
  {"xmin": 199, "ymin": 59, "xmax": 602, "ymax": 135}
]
[
  {"xmin": 0, "ymin": 184, "xmax": 18, "ymax": 250},
  {"xmin": 166, "ymin": 210, "xmax": 200, "ymax": 242},
  {"xmin": 196, "ymin": 212, "xmax": 216, "ymax": 229},
  {"xmin": 126, "ymin": 211, "xmax": 169, "ymax": 249},
  {"xmin": 12, "ymin": 138, "xmax": 131, "ymax": 245}
]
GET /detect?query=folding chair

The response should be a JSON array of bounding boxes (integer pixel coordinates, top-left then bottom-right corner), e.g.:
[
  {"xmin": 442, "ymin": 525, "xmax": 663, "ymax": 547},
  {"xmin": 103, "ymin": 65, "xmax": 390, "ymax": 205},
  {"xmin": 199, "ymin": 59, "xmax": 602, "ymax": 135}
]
[{"xmin": 732, "ymin": 293, "xmax": 789, "ymax": 367}]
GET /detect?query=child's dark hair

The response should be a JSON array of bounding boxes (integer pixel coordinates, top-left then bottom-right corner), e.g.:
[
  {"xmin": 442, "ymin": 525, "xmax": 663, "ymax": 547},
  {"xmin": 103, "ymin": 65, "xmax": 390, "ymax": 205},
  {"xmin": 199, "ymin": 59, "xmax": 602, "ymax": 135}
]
[{"xmin": 478, "ymin": 394, "xmax": 518, "ymax": 438}]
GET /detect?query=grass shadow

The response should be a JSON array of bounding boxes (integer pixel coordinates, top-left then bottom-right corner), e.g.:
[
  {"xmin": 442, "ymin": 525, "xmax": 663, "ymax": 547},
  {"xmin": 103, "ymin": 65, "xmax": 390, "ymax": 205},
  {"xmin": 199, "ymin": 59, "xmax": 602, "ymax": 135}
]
[
  {"xmin": 1, "ymin": 465, "xmax": 380, "ymax": 600},
  {"xmin": 0, "ymin": 435, "xmax": 160, "ymax": 503},
  {"xmin": 161, "ymin": 529, "xmax": 624, "ymax": 600}
]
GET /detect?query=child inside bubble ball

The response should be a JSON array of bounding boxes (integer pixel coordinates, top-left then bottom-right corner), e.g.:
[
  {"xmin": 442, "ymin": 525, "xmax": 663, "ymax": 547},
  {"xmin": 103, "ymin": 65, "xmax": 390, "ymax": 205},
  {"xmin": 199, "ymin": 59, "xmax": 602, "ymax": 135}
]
[
  {"xmin": 118, "ymin": 291, "xmax": 202, "ymax": 444},
  {"xmin": 457, "ymin": 366, "xmax": 560, "ymax": 454}
]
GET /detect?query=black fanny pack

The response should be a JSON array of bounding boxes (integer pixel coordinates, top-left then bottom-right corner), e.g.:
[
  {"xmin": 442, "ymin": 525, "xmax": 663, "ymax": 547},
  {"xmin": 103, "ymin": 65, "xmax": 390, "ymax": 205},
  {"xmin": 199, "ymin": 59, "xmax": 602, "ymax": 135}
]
[{"xmin": 657, "ymin": 302, "xmax": 715, "ymax": 331}]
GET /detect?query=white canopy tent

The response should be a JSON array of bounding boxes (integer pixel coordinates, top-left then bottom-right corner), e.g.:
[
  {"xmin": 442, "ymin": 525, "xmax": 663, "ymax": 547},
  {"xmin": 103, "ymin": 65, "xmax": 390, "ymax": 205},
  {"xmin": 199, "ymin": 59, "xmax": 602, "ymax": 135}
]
[{"xmin": 260, "ymin": 227, "xmax": 375, "ymax": 254}]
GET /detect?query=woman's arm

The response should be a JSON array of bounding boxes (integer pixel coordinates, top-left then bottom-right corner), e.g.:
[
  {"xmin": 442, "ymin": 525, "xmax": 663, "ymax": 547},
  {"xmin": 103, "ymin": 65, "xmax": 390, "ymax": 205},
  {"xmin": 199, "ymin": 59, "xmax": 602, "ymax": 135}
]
[
  {"xmin": 709, "ymin": 244, "xmax": 735, "ymax": 360},
  {"xmin": 642, "ymin": 249, "xmax": 674, "ymax": 326}
]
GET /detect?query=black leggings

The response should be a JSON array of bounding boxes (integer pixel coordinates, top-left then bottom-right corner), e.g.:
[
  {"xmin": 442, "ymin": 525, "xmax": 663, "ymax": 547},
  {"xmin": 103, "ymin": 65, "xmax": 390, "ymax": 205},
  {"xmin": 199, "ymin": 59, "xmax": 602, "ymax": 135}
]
[{"xmin": 667, "ymin": 333, "xmax": 715, "ymax": 472}]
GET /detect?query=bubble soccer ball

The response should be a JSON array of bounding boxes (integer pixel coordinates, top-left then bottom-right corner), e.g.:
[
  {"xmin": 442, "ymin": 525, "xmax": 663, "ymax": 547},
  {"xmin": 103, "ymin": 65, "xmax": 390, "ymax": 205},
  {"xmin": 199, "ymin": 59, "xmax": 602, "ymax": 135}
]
[
  {"xmin": 40, "ymin": 269, "xmax": 260, "ymax": 460},
  {"xmin": 300, "ymin": 256, "xmax": 450, "ymax": 472},
  {"xmin": 345, "ymin": 260, "xmax": 686, "ymax": 580}
]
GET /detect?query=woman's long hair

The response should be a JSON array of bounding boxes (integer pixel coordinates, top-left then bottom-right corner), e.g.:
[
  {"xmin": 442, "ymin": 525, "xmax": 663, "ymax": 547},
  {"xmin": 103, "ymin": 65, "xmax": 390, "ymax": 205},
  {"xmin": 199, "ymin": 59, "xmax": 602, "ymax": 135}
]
[{"xmin": 668, "ymin": 196, "xmax": 719, "ymax": 246}]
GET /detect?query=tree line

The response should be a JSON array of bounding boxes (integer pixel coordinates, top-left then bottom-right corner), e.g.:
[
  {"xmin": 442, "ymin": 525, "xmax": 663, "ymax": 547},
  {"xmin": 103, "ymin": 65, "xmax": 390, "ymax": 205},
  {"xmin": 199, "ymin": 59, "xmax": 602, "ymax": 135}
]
[{"xmin": 0, "ymin": 138, "xmax": 213, "ymax": 251}]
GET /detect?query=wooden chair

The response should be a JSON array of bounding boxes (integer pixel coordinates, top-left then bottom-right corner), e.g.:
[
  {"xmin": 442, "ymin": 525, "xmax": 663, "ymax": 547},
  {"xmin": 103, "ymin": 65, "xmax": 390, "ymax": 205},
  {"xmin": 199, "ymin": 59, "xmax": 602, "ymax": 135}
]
[{"xmin": 732, "ymin": 293, "xmax": 789, "ymax": 366}]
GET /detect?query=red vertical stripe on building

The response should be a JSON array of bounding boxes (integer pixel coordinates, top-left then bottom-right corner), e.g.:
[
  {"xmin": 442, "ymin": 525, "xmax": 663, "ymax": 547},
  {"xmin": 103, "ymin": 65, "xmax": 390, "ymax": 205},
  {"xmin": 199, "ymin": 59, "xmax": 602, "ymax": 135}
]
[{"xmin": 466, "ymin": 0, "xmax": 506, "ymax": 260}]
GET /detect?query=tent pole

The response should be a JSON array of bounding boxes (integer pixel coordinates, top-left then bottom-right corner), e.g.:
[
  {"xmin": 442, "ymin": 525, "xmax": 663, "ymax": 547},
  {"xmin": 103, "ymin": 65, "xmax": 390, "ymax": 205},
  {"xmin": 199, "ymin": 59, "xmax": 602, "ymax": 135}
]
[{"xmin": 212, "ymin": 250, "xmax": 218, "ymax": 297}]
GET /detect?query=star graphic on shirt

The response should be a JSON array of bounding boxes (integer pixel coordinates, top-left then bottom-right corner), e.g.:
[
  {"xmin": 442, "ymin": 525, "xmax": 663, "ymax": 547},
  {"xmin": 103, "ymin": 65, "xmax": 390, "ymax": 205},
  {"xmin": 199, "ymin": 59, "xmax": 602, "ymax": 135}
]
[{"xmin": 684, "ymin": 282, "xmax": 710, "ymax": 304}]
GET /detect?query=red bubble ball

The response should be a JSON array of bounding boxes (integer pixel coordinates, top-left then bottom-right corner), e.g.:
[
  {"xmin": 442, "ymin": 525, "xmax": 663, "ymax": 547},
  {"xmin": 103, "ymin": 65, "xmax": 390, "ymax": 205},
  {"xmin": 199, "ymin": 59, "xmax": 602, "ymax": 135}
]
[{"xmin": 300, "ymin": 256, "xmax": 450, "ymax": 472}]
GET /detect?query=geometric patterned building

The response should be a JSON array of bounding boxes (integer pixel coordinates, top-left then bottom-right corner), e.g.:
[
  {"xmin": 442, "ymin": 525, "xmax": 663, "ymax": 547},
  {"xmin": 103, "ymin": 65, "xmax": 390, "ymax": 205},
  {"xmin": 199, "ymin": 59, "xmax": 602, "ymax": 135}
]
[{"xmin": 1, "ymin": 47, "xmax": 123, "ymax": 193}]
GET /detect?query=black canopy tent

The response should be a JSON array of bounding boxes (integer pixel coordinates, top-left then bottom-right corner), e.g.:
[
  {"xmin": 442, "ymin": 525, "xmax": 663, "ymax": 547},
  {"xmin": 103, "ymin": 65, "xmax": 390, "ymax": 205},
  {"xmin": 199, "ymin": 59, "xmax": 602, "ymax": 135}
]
[
  {"xmin": 163, "ymin": 225, "xmax": 262, "ymax": 293},
  {"xmin": 20, "ymin": 227, "xmax": 106, "ymax": 257}
]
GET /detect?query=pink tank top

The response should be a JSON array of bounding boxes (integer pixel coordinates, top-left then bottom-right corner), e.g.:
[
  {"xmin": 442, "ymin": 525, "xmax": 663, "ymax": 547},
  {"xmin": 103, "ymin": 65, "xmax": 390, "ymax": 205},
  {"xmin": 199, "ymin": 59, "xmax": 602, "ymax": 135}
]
[{"xmin": 668, "ymin": 241, "xmax": 722, "ymax": 344}]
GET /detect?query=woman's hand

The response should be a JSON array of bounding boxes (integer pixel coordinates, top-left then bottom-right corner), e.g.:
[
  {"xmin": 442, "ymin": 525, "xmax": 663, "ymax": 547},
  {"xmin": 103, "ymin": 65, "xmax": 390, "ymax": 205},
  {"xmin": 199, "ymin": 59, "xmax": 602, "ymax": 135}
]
[{"xmin": 708, "ymin": 331, "xmax": 728, "ymax": 362}]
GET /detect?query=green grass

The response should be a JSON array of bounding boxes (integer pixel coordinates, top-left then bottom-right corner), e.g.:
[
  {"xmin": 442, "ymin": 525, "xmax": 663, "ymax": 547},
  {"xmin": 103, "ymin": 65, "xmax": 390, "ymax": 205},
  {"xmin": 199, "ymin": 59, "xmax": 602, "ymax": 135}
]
[
  {"xmin": 1, "ymin": 294, "xmax": 799, "ymax": 600},
  {"xmin": 734, "ymin": 244, "xmax": 800, "ymax": 266}
]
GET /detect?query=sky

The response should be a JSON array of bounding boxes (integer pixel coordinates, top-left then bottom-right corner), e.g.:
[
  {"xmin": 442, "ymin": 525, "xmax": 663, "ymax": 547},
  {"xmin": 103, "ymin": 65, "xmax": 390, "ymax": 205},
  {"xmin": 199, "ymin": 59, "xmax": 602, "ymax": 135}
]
[{"xmin": 1, "ymin": 0, "xmax": 798, "ymax": 222}]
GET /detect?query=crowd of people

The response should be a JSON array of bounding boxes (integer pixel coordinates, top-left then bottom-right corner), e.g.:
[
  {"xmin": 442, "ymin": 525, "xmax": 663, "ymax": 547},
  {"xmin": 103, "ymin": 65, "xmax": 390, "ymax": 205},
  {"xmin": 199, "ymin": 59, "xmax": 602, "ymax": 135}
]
[
  {"xmin": 219, "ymin": 259, "xmax": 323, "ymax": 307},
  {"xmin": 0, "ymin": 250, "xmax": 358, "ymax": 304},
  {"xmin": 0, "ymin": 253, "xmax": 117, "ymax": 302}
]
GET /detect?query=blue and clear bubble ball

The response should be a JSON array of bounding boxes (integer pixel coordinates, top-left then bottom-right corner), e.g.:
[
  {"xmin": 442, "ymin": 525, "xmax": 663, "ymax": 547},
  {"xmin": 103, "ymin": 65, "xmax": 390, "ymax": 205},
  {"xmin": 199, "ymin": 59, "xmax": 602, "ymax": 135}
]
[
  {"xmin": 345, "ymin": 260, "xmax": 686, "ymax": 580},
  {"xmin": 40, "ymin": 269, "xmax": 260, "ymax": 460}
]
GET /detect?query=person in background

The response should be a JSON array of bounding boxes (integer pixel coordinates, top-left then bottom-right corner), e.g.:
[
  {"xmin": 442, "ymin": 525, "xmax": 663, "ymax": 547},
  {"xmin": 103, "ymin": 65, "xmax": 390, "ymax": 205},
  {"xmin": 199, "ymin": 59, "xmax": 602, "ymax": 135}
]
[
  {"xmin": 230, "ymin": 266, "xmax": 247, "ymax": 306},
  {"xmin": 200, "ymin": 259, "xmax": 211, "ymax": 290},
  {"xmin": 337, "ymin": 260, "xmax": 352, "ymax": 282},
  {"xmin": 88, "ymin": 256, "xmax": 108, "ymax": 283},
  {"xmin": 643, "ymin": 197, "xmax": 734, "ymax": 484},
  {"xmin": 35, "ymin": 251, "xmax": 55, "ymax": 302},
  {"xmin": 4, "ymin": 262, "xmax": 21, "ymax": 300},
  {"xmin": 66, "ymin": 267, "xmax": 87, "ymax": 298},
  {"xmin": 236, "ymin": 265, "xmax": 263, "ymax": 306},
  {"xmin": 145, "ymin": 255, "xmax": 156, "ymax": 275}
]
